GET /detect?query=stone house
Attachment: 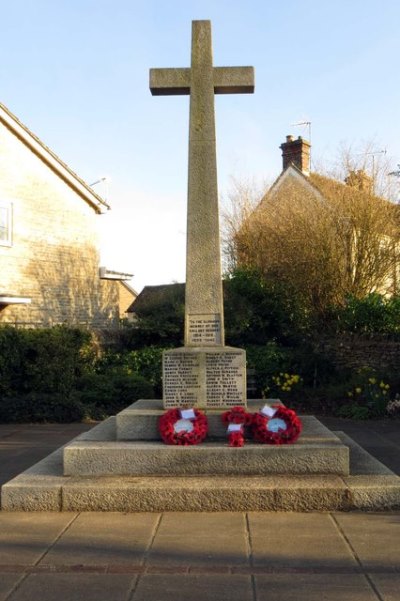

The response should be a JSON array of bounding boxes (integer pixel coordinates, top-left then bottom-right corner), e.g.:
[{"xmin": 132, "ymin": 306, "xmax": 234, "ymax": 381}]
[
  {"xmin": 0, "ymin": 101, "xmax": 132, "ymax": 327},
  {"xmin": 236, "ymin": 136, "xmax": 399, "ymax": 299}
]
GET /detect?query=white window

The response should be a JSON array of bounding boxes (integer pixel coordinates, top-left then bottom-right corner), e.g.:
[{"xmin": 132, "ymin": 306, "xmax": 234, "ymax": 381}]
[{"xmin": 0, "ymin": 201, "xmax": 12, "ymax": 246}]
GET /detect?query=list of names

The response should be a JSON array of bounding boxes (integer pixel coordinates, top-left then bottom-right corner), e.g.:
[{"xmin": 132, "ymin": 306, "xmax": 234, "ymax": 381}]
[{"xmin": 163, "ymin": 352, "xmax": 201, "ymax": 408}]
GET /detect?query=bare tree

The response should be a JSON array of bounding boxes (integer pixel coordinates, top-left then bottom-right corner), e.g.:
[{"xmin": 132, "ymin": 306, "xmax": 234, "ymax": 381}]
[{"xmin": 223, "ymin": 153, "xmax": 400, "ymax": 314}]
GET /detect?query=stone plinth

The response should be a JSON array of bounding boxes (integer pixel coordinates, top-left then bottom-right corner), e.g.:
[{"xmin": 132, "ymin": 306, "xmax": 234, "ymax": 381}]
[
  {"xmin": 63, "ymin": 440, "xmax": 349, "ymax": 477},
  {"xmin": 2, "ymin": 416, "xmax": 400, "ymax": 512},
  {"xmin": 163, "ymin": 346, "xmax": 246, "ymax": 408},
  {"xmin": 117, "ymin": 400, "xmax": 338, "ymax": 442},
  {"xmin": 65, "ymin": 404, "xmax": 349, "ymax": 477}
]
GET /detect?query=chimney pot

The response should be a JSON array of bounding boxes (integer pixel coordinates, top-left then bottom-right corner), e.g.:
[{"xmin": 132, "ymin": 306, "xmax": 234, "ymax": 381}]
[{"xmin": 280, "ymin": 135, "xmax": 311, "ymax": 176}]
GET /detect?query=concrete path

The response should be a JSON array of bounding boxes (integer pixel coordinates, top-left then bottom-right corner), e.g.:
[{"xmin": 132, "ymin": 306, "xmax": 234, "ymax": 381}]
[{"xmin": 0, "ymin": 419, "xmax": 399, "ymax": 600}]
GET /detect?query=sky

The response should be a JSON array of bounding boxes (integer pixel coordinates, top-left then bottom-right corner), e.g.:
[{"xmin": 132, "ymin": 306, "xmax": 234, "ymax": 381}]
[{"xmin": 1, "ymin": 0, "xmax": 400, "ymax": 291}]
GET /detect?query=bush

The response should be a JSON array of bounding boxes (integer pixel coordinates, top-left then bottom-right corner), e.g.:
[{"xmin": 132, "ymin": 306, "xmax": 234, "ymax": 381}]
[
  {"xmin": 120, "ymin": 284, "xmax": 184, "ymax": 348},
  {"xmin": 76, "ymin": 372, "xmax": 154, "ymax": 415},
  {"xmin": 332, "ymin": 294, "xmax": 400, "ymax": 334},
  {"xmin": 224, "ymin": 268, "xmax": 311, "ymax": 346},
  {"xmin": 332, "ymin": 369, "xmax": 392, "ymax": 419},
  {"xmin": 0, "ymin": 325, "xmax": 94, "ymax": 396},
  {"xmin": 0, "ymin": 393, "xmax": 85, "ymax": 423},
  {"xmin": 95, "ymin": 346, "xmax": 166, "ymax": 396},
  {"xmin": 246, "ymin": 342, "xmax": 291, "ymax": 396}
]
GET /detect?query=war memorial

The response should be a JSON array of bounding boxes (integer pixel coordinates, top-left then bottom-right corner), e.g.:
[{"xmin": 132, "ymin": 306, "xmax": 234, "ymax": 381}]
[{"xmin": 1, "ymin": 21, "xmax": 399, "ymax": 512}]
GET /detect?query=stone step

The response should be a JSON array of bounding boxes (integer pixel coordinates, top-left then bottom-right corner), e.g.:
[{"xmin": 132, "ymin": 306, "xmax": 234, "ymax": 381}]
[
  {"xmin": 60, "ymin": 474, "xmax": 361, "ymax": 512},
  {"xmin": 115, "ymin": 399, "xmax": 342, "ymax": 442},
  {"xmin": 63, "ymin": 439, "xmax": 349, "ymax": 477},
  {"xmin": 2, "ymin": 421, "xmax": 399, "ymax": 512},
  {"xmin": 3, "ymin": 465, "xmax": 400, "ymax": 512}
]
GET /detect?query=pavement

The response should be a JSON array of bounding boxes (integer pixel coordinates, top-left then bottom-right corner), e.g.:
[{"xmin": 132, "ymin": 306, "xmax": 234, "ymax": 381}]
[{"xmin": 0, "ymin": 418, "xmax": 399, "ymax": 600}]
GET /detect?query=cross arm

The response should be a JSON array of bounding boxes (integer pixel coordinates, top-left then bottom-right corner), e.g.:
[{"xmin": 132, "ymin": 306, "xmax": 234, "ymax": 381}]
[
  {"xmin": 150, "ymin": 68, "xmax": 191, "ymax": 95},
  {"xmin": 213, "ymin": 66, "xmax": 255, "ymax": 94}
]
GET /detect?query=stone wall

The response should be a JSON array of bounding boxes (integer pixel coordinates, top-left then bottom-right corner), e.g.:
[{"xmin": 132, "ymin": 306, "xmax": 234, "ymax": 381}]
[
  {"xmin": 0, "ymin": 121, "xmax": 119, "ymax": 327},
  {"xmin": 317, "ymin": 333, "xmax": 400, "ymax": 374}
]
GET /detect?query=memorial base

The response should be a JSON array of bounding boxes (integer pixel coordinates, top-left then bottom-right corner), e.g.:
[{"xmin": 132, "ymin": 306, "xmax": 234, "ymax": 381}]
[
  {"xmin": 163, "ymin": 346, "xmax": 246, "ymax": 409},
  {"xmin": 2, "ymin": 400, "xmax": 400, "ymax": 512}
]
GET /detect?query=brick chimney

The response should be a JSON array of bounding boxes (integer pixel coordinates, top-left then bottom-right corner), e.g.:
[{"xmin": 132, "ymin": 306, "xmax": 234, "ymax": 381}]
[
  {"xmin": 280, "ymin": 135, "xmax": 311, "ymax": 176},
  {"xmin": 345, "ymin": 170, "xmax": 373, "ymax": 194}
]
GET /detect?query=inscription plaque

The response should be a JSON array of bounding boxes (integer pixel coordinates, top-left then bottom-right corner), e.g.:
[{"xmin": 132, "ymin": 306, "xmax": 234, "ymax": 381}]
[
  {"xmin": 187, "ymin": 314, "xmax": 222, "ymax": 346},
  {"xmin": 163, "ymin": 347, "xmax": 246, "ymax": 408},
  {"xmin": 205, "ymin": 351, "xmax": 245, "ymax": 407},
  {"xmin": 163, "ymin": 352, "xmax": 202, "ymax": 407}
]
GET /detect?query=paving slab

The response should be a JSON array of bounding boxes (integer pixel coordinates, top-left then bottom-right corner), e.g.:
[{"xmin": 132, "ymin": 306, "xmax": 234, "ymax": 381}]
[
  {"xmin": 336, "ymin": 432, "xmax": 394, "ymax": 475},
  {"xmin": 320, "ymin": 417, "xmax": 400, "ymax": 475},
  {"xmin": 0, "ymin": 511, "xmax": 398, "ymax": 601},
  {"xmin": 132, "ymin": 574, "xmax": 253, "ymax": 601},
  {"xmin": 333, "ymin": 512, "xmax": 400, "ymax": 571},
  {"xmin": 7, "ymin": 573, "xmax": 136, "ymax": 601},
  {"xmin": 0, "ymin": 513, "xmax": 76, "ymax": 564},
  {"xmin": 41, "ymin": 513, "xmax": 160, "ymax": 566},
  {"xmin": 368, "ymin": 574, "xmax": 400, "ymax": 601},
  {"xmin": 248, "ymin": 513, "xmax": 357, "ymax": 568},
  {"xmin": 0, "ymin": 574, "xmax": 25, "ymax": 601},
  {"xmin": 255, "ymin": 574, "xmax": 378, "ymax": 601},
  {"xmin": 1, "ymin": 448, "xmax": 64, "ymax": 511},
  {"xmin": 147, "ymin": 512, "xmax": 249, "ymax": 566},
  {"xmin": 0, "ymin": 423, "xmax": 94, "ymax": 487}
]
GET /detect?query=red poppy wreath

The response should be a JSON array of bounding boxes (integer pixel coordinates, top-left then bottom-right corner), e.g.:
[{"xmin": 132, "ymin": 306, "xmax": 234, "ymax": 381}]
[
  {"xmin": 252, "ymin": 404, "xmax": 302, "ymax": 445},
  {"xmin": 221, "ymin": 406, "xmax": 252, "ymax": 447},
  {"xmin": 159, "ymin": 408, "xmax": 208, "ymax": 446}
]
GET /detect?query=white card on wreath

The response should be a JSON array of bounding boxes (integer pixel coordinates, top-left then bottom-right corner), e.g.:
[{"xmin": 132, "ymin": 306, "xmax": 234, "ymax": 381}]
[
  {"xmin": 260, "ymin": 404, "xmax": 277, "ymax": 418},
  {"xmin": 227, "ymin": 423, "xmax": 243, "ymax": 432},
  {"xmin": 180, "ymin": 408, "xmax": 196, "ymax": 420}
]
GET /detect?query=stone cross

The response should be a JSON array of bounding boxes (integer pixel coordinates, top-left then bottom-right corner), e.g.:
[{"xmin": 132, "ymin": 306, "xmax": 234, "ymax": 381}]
[{"xmin": 150, "ymin": 20, "xmax": 254, "ymax": 348}]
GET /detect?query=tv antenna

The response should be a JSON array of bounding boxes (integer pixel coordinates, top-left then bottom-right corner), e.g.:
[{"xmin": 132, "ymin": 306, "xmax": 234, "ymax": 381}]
[
  {"xmin": 388, "ymin": 164, "xmax": 400, "ymax": 177},
  {"xmin": 356, "ymin": 149, "xmax": 386, "ymax": 175},
  {"xmin": 90, "ymin": 176, "xmax": 112, "ymax": 202},
  {"xmin": 292, "ymin": 120, "xmax": 312, "ymax": 167}
]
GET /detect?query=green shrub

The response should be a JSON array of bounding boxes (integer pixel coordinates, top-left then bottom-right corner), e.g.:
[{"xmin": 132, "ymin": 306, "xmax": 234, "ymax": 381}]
[
  {"xmin": 0, "ymin": 325, "xmax": 94, "ymax": 396},
  {"xmin": 246, "ymin": 342, "xmax": 291, "ymax": 396},
  {"xmin": 332, "ymin": 369, "xmax": 393, "ymax": 419},
  {"xmin": 336, "ymin": 404, "xmax": 371, "ymax": 420},
  {"xmin": 0, "ymin": 327, "xmax": 25, "ymax": 396},
  {"xmin": 224, "ymin": 268, "xmax": 311, "ymax": 346},
  {"xmin": 0, "ymin": 393, "xmax": 85, "ymax": 423},
  {"xmin": 77, "ymin": 372, "xmax": 154, "ymax": 415},
  {"xmin": 119, "ymin": 285, "xmax": 184, "ymax": 348},
  {"xmin": 332, "ymin": 294, "xmax": 400, "ymax": 334},
  {"xmin": 95, "ymin": 346, "xmax": 166, "ymax": 396}
]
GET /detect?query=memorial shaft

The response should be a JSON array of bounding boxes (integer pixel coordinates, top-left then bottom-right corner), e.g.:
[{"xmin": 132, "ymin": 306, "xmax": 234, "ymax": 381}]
[
  {"xmin": 151, "ymin": 20, "xmax": 254, "ymax": 408},
  {"xmin": 185, "ymin": 21, "xmax": 223, "ymax": 347},
  {"xmin": 150, "ymin": 20, "xmax": 254, "ymax": 348}
]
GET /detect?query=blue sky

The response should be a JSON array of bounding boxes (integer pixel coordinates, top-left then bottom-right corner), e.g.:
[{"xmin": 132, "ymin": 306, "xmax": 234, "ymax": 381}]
[{"xmin": 1, "ymin": 1, "xmax": 399, "ymax": 290}]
